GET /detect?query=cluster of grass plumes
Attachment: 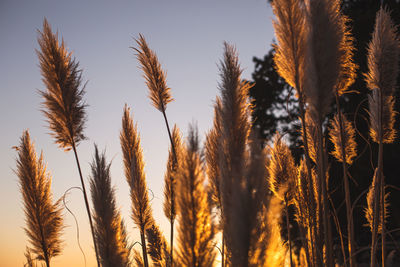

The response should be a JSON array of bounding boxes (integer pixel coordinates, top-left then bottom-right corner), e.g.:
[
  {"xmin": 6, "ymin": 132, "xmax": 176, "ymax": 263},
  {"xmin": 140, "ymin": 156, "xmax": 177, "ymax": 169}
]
[{"xmin": 15, "ymin": 3, "xmax": 400, "ymax": 266}]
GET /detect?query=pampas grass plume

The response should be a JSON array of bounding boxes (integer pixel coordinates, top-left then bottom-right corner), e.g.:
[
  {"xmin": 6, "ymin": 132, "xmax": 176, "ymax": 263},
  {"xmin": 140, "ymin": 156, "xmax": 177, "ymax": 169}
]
[
  {"xmin": 133, "ymin": 34, "xmax": 173, "ymax": 112},
  {"xmin": 16, "ymin": 130, "xmax": 63, "ymax": 267},
  {"xmin": 328, "ymin": 113, "xmax": 357, "ymax": 165},
  {"xmin": 163, "ymin": 125, "xmax": 181, "ymax": 223},
  {"xmin": 365, "ymin": 7, "xmax": 399, "ymax": 144},
  {"xmin": 176, "ymin": 124, "xmax": 216, "ymax": 267},
  {"xmin": 37, "ymin": 18, "xmax": 87, "ymax": 151},
  {"xmin": 89, "ymin": 145, "xmax": 131, "ymax": 267},
  {"xmin": 272, "ymin": 0, "xmax": 306, "ymax": 93},
  {"xmin": 120, "ymin": 105, "xmax": 152, "ymax": 267},
  {"xmin": 268, "ymin": 133, "xmax": 297, "ymax": 202}
]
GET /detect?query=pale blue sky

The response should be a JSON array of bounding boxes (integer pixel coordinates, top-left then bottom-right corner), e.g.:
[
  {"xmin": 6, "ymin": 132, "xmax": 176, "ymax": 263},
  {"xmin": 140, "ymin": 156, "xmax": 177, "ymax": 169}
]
[{"xmin": 0, "ymin": 0, "xmax": 274, "ymax": 266}]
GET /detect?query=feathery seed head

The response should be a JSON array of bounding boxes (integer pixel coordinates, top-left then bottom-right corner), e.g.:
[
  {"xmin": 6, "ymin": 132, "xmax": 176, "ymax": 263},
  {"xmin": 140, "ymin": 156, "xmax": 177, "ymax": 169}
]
[
  {"xmin": 205, "ymin": 97, "xmax": 223, "ymax": 209},
  {"xmin": 134, "ymin": 34, "xmax": 173, "ymax": 112},
  {"xmin": 176, "ymin": 124, "xmax": 216, "ymax": 267},
  {"xmin": 146, "ymin": 222, "xmax": 169, "ymax": 267},
  {"xmin": 365, "ymin": 7, "xmax": 400, "ymax": 96},
  {"xmin": 365, "ymin": 169, "xmax": 389, "ymax": 234},
  {"xmin": 89, "ymin": 145, "xmax": 131, "ymax": 267},
  {"xmin": 268, "ymin": 133, "xmax": 297, "ymax": 202},
  {"xmin": 328, "ymin": 113, "xmax": 357, "ymax": 165},
  {"xmin": 303, "ymin": 0, "xmax": 344, "ymax": 119},
  {"xmin": 16, "ymin": 130, "xmax": 64, "ymax": 263},
  {"xmin": 272, "ymin": 0, "xmax": 306, "ymax": 94},
  {"xmin": 37, "ymin": 19, "xmax": 87, "ymax": 151},
  {"xmin": 163, "ymin": 125, "xmax": 182, "ymax": 222},
  {"xmin": 120, "ymin": 105, "xmax": 153, "ymax": 231}
]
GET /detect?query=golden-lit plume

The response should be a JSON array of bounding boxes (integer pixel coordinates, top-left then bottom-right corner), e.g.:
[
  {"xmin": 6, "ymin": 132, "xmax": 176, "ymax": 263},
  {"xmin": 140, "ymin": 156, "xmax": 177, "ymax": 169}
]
[
  {"xmin": 365, "ymin": 169, "xmax": 389, "ymax": 234},
  {"xmin": 37, "ymin": 18, "xmax": 87, "ymax": 151},
  {"xmin": 267, "ymin": 133, "xmax": 297, "ymax": 267},
  {"xmin": 146, "ymin": 222, "xmax": 170, "ymax": 267},
  {"xmin": 163, "ymin": 125, "xmax": 181, "ymax": 225},
  {"xmin": 89, "ymin": 145, "xmax": 131, "ymax": 267},
  {"xmin": 24, "ymin": 247, "xmax": 38, "ymax": 267},
  {"xmin": 218, "ymin": 43, "xmax": 268, "ymax": 266},
  {"xmin": 365, "ymin": 7, "xmax": 399, "ymax": 144},
  {"xmin": 303, "ymin": 0, "xmax": 343, "ymax": 119},
  {"xmin": 163, "ymin": 125, "xmax": 181, "ymax": 266},
  {"xmin": 244, "ymin": 133, "xmax": 270, "ymax": 267},
  {"xmin": 271, "ymin": 0, "xmax": 306, "ymax": 93},
  {"xmin": 16, "ymin": 131, "xmax": 63, "ymax": 267},
  {"xmin": 337, "ymin": 17, "xmax": 358, "ymax": 96},
  {"xmin": 255, "ymin": 194, "xmax": 287, "ymax": 267},
  {"xmin": 365, "ymin": 7, "xmax": 399, "ymax": 100},
  {"xmin": 328, "ymin": 114, "xmax": 357, "ymax": 165},
  {"xmin": 293, "ymin": 159, "xmax": 319, "ymax": 266},
  {"xmin": 304, "ymin": 113, "xmax": 319, "ymax": 164},
  {"xmin": 369, "ymin": 92, "xmax": 396, "ymax": 143},
  {"xmin": 120, "ymin": 105, "xmax": 152, "ymax": 267},
  {"xmin": 205, "ymin": 97, "xmax": 223, "ymax": 209},
  {"xmin": 133, "ymin": 34, "xmax": 173, "ymax": 112},
  {"xmin": 268, "ymin": 133, "xmax": 297, "ymax": 202},
  {"xmin": 133, "ymin": 249, "xmax": 145, "ymax": 267},
  {"xmin": 37, "ymin": 19, "xmax": 100, "ymax": 266},
  {"xmin": 176, "ymin": 125, "xmax": 216, "ymax": 267},
  {"xmin": 365, "ymin": 8, "xmax": 399, "ymax": 267}
]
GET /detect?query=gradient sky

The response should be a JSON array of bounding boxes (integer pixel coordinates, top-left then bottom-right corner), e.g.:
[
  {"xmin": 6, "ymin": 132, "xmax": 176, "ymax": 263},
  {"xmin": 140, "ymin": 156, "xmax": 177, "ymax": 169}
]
[{"xmin": 0, "ymin": 1, "xmax": 274, "ymax": 266}]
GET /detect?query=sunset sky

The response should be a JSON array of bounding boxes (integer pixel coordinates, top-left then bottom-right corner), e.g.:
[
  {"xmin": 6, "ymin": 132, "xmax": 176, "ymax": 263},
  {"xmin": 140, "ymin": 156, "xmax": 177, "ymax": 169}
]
[{"xmin": 0, "ymin": 1, "xmax": 274, "ymax": 266}]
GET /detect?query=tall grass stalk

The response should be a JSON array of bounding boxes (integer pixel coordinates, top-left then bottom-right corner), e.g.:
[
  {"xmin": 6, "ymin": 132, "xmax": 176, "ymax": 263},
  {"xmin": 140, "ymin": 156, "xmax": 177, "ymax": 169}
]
[
  {"xmin": 329, "ymin": 11, "xmax": 358, "ymax": 266},
  {"xmin": 133, "ymin": 35, "xmax": 178, "ymax": 265},
  {"xmin": 271, "ymin": 0, "xmax": 319, "ymax": 264},
  {"xmin": 267, "ymin": 134, "xmax": 296, "ymax": 267},
  {"xmin": 16, "ymin": 131, "xmax": 63, "ymax": 267},
  {"xmin": 176, "ymin": 125, "xmax": 216, "ymax": 266},
  {"xmin": 205, "ymin": 98, "xmax": 225, "ymax": 267},
  {"xmin": 120, "ymin": 105, "xmax": 153, "ymax": 267},
  {"xmin": 89, "ymin": 145, "xmax": 131, "ymax": 267},
  {"xmin": 364, "ymin": 7, "xmax": 399, "ymax": 267},
  {"xmin": 36, "ymin": 19, "xmax": 100, "ymax": 267}
]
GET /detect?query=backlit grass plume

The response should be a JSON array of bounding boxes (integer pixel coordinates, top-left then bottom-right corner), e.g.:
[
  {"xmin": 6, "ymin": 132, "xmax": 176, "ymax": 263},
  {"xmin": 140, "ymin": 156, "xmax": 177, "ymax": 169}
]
[
  {"xmin": 176, "ymin": 125, "xmax": 216, "ymax": 267},
  {"xmin": 146, "ymin": 222, "xmax": 169, "ymax": 267},
  {"xmin": 205, "ymin": 97, "xmax": 223, "ymax": 209},
  {"xmin": 89, "ymin": 145, "xmax": 131, "ymax": 267},
  {"xmin": 303, "ymin": 0, "xmax": 343, "ymax": 119},
  {"xmin": 24, "ymin": 247, "xmax": 38, "ymax": 267},
  {"xmin": 328, "ymin": 113, "xmax": 357, "ymax": 165},
  {"xmin": 366, "ymin": 7, "xmax": 399, "ymax": 144},
  {"xmin": 272, "ymin": 0, "xmax": 306, "ymax": 94},
  {"xmin": 36, "ymin": 19, "xmax": 100, "ymax": 266},
  {"xmin": 217, "ymin": 43, "xmax": 268, "ymax": 266},
  {"xmin": 163, "ymin": 124, "xmax": 181, "ymax": 264},
  {"xmin": 205, "ymin": 98, "xmax": 225, "ymax": 265},
  {"xmin": 134, "ymin": 34, "xmax": 178, "ymax": 263},
  {"xmin": 37, "ymin": 18, "xmax": 87, "ymax": 151},
  {"xmin": 365, "ymin": 8, "xmax": 400, "ymax": 266},
  {"xmin": 267, "ymin": 133, "xmax": 296, "ymax": 267},
  {"xmin": 120, "ymin": 105, "xmax": 152, "ymax": 267},
  {"xmin": 365, "ymin": 169, "xmax": 389, "ymax": 235},
  {"xmin": 268, "ymin": 133, "xmax": 296, "ymax": 202},
  {"xmin": 16, "ymin": 130, "xmax": 63, "ymax": 267},
  {"xmin": 133, "ymin": 34, "xmax": 173, "ymax": 112}
]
